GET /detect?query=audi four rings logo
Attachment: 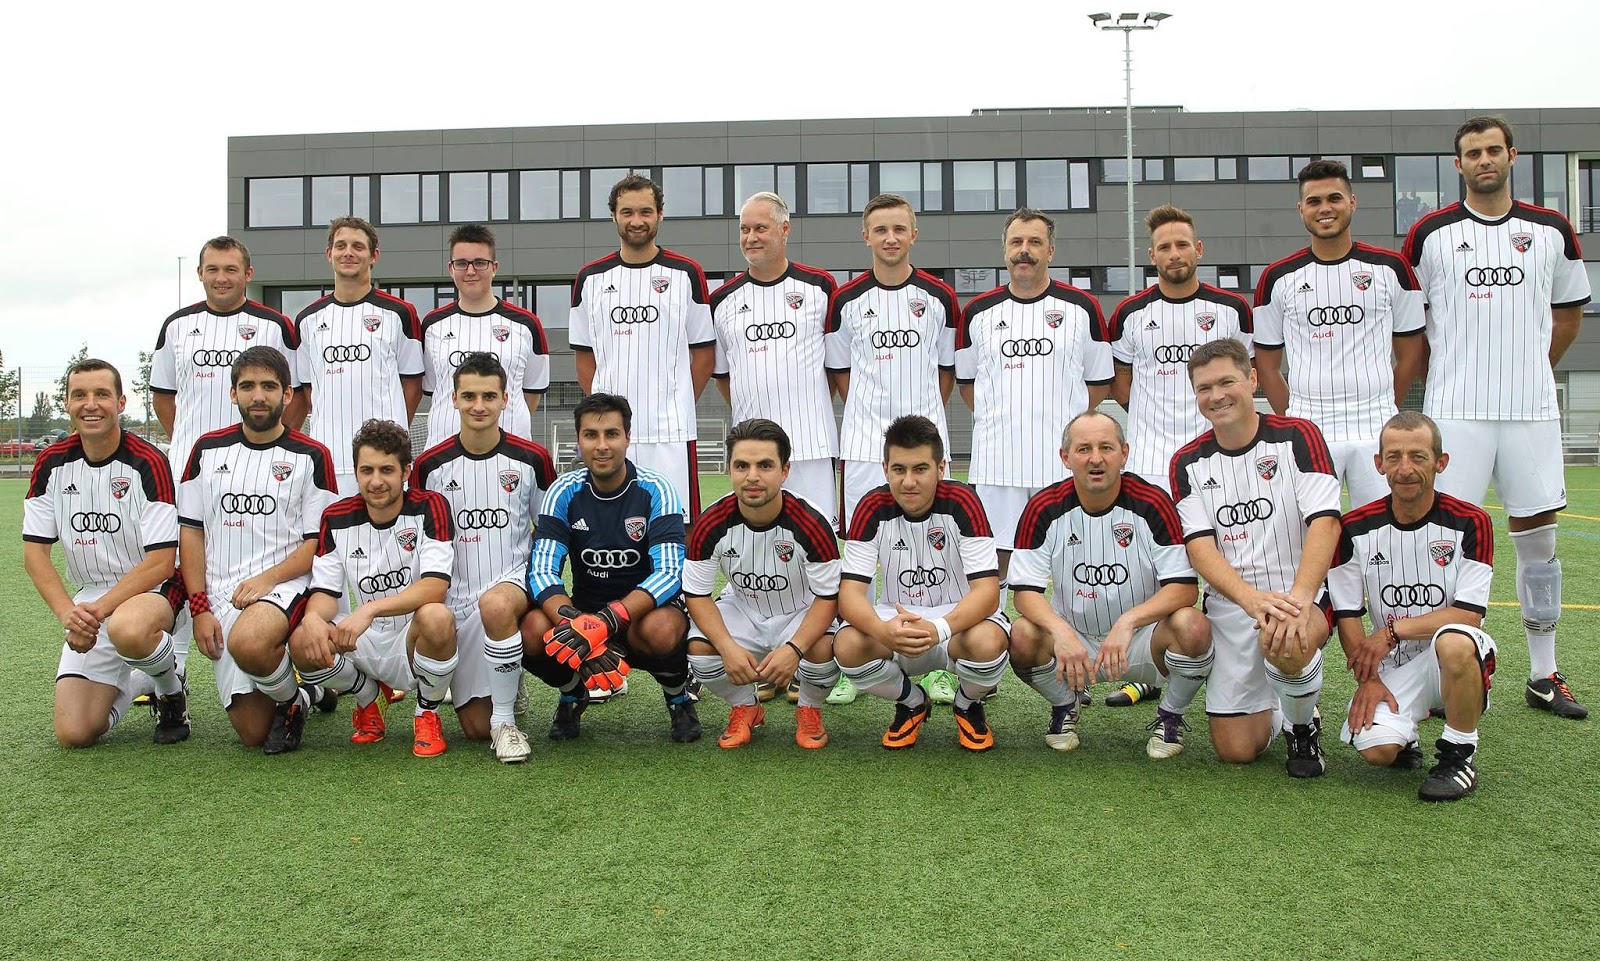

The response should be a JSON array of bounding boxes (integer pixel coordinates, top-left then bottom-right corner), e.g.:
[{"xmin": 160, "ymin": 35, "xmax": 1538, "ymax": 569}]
[
  {"xmin": 448, "ymin": 351, "xmax": 472, "ymax": 367},
  {"xmin": 1465, "ymin": 267, "xmax": 1524, "ymax": 287},
  {"xmin": 1154, "ymin": 344, "xmax": 1199, "ymax": 365},
  {"xmin": 745, "ymin": 322, "xmax": 796, "ymax": 342},
  {"xmin": 872, "ymin": 330, "xmax": 921, "ymax": 349},
  {"xmin": 192, "ymin": 349, "xmax": 241, "ymax": 368},
  {"xmin": 1214, "ymin": 498, "xmax": 1274, "ymax": 527},
  {"xmin": 581, "ymin": 548, "xmax": 641, "ymax": 568},
  {"xmin": 1073, "ymin": 563, "xmax": 1130, "ymax": 586},
  {"xmin": 1307, "ymin": 305, "xmax": 1365, "ymax": 326},
  {"xmin": 221, "ymin": 493, "xmax": 278, "ymax": 516},
  {"xmin": 1380, "ymin": 584, "xmax": 1447, "ymax": 609},
  {"xmin": 359, "ymin": 569, "xmax": 411, "ymax": 594},
  {"xmin": 70, "ymin": 512, "xmax": 122, "ymax": 533},
  {"xmin": 323, "ymin": 345, "xmax": 372, "ymax": 363},
  {"xmin": 898, "ymin": 567, "xmax": 949, "ymax": 588},
  {"xmin": 1000, "ymin": 338, "xmax": 1054, "ymax": 358},
  {"xmin": 611, "ymin": 306, "xmax": 659, "ymax": 324},
  {"xmin": 731, "ymin": 572, "xmax": 790, "ymax": 592},
  {"xmin": 457, "ymin": 508, "xmax": 510, "ymax": 530}
]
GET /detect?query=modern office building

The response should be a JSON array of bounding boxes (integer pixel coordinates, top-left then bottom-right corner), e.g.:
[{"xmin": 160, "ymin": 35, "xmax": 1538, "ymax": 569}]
[{"xmin": 228, "ymin": 106, "xmax": 1600, "ymax": 461}]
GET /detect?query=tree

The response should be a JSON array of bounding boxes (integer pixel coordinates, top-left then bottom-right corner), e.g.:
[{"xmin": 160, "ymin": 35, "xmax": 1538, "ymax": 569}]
[
  {"xmin": 26, "ymin": 392, "xmax": 53, "ymax": 437},
  {"xmin": 0, "ymin": 350, "xmax": 19, "ymax": 425},
  {"xmin": 53, "ymin": 343, "xmax": 89, "ymax": 416},
  {"xmin": 136, "ymin": 350, "xmax": 155, "ymax": 436}
]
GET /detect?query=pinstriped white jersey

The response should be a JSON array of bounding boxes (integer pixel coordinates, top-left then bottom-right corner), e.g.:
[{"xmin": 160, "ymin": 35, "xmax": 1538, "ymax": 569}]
[
  {"xmin": 294, "ymin": 289, "xmax": 424, "ymax": 476},
  {"xmin": 1254, "ymin": 244, "xmax": 1425, "ymax": 442},
  {"xmin": 1110, "ymin": 285, "xmax": 1254, "ymax": 488},
  {"xmin": 842, "ymin": 480, "xmax": 997, "ymax": 609},
  {"xmin": 956, "ymin": 281, "xmax": 1114, "ymax": 487},
  {"xmin": 709, "ymin": 263, "xmax": 839, "ymax": 462},
  {"xmin": 825, "ymin": 269, "xmax": 959, "ymax": 464},
  {"xmin": 684, "ymin": 491, "xmax": 841, "ymax": 620},
  {"xmin": 1171, "ymin": 415, "xmax": 1342, "ymax": 596},
  {"xmin": 1009, "ymin": 474, "xmax": 1196, "ymax": 638},
  {"xmin": 151, "ymin": 300, "xmax": 299, "ymax": 478},
  {"xmin": 420, "ymin": 299, "xmax": 550, "ymax": 450},
  {"xmin": 310, "ymin": 490, "xmax": 454, "ymax": 636},
  {"xmin": 177, "ymin": 425, "xmax": 339, "ymax": 596},
  {"xmin": 1329, "ymin": 492, "xmax": 1493, "ymax": 673},
  {"xmin": 23, "ymin": 433, "xmax": 178, "ymax": 593},
  {"xmin": 410, "ymin": 432, "xmax": 557, "ymax": 612},
  {"xmin": 568, "ymin": 249, "xmax": 714, "ymax": 444},
  {"xmin": 1403, "ymin": 201, "xmax": 1590, "ymax": 421}
]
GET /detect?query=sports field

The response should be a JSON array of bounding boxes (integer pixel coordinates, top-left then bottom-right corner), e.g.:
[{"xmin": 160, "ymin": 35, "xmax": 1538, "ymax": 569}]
[{"xmin": 3, "ymin": 472, "xmax": 1597, "ymax": 960}]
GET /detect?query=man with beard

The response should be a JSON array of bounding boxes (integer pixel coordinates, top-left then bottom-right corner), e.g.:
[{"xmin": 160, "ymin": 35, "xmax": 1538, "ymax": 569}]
[{"xmin": 568, "ymin": 175, "xmax": 714, "ymax": 521}]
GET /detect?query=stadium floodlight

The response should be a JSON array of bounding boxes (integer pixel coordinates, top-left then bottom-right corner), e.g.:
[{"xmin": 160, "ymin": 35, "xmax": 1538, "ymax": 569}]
[{"xmin": 1089, "ymin": 10, "xmax": 1173, "ymax": 295}]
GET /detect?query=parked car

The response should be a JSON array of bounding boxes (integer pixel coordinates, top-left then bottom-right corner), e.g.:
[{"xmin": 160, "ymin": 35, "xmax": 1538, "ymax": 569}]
[{"xmin": 0, "ymin": 440, "xmax": 37, "ymax": 456}]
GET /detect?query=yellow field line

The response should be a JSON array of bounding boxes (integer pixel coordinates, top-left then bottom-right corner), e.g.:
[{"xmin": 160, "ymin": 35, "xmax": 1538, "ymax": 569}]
[
  {"xmin": 1487, "ymin": 601, "xmax": 1600, "ymax": 611},
  {"xmin": 1480, "ymin": 504, "xmax": 1600, "ymax": 522}
]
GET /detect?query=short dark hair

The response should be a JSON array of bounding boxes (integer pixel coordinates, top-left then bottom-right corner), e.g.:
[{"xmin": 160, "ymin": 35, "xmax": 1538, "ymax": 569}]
[
  {"xmin": 1380, "ymin": 411, "xmax": 1443, "ymax": 459},
  {"xmin": 351, "ymin": 418, "xmax": 413, "ymax": 470},
  {"xmin": 453, "ymin": 351, "xmax": 507, "ymax": 391},
  {"xmin": 1454, "ymin": 116, "xmax": 1515, "ymax": 157},
  {"xmin": 66, "ymin": 358, "xmax": 122, "ymax": 397},
  {"xmin": 448, "ymin": 223, "xmax": 496, "ymax": 258},
  {"xmin": 1145, "ymin": 204, "xmax": 1195, "ymax": 236},
  {"xmin": 1297, "ymin": 159, "xmax": 1351, "ymax": 194},
  {"xmin": 726, "ymin": 418, "xmax": 791, "ymax": 467},
  {"xmin": 199, "ymin": 235, "xmax": 251, "ymax": 271},
  {"xmin": 574, "ymin": 392, "xmax": 632, "ymax": 435},
  {"xmin": 327, "ymin": 216, "xmax": 379, "ymax": 251},
  {"xmin": 883, "ymin": 414, "xmax": 944, "ymax": 464},
  {"xmin": 1186, "ymin": 338, "xmax": 1252, "ymax": 379},
  {"xmin": 1003, "ymin": 207, "xmax": 1055, "ymax": 244},
  {"xmin": 608, "ymin": 174, "xmax": 663, "ymax": 214},
  {"xmin": 231, "ymin": 345, "xmax": 291, "ymax": 389}
]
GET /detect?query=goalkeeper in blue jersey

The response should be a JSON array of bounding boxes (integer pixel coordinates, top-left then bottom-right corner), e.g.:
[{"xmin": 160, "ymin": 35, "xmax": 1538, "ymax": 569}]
[{"xmin": 524, "ymin": 393, "xmax": 700, "ymax": 743}]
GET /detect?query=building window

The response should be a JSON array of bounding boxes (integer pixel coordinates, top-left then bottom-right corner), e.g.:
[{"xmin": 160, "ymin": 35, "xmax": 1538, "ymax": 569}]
[
  {"xmin": 449, "ymin": 172, "xmax": 511, "ymax": 222},
  {"xmin": 1025, "ymin": 160, "xmax": 1092, "ymax": 210},
  {"xmin": 1542, "ymin": 154, "xmax": 1570, "ymax": 216},
  {"xmin": 248, "ymin": 178, "xmax": 304, "ymax": 227},
  {"xmin": 311, "ymin": 176, "xmax": 370, "ymax": 225},
  {"xmin": 662, "ymin": 166, "xmax": 724, "ymax": 217},
  {"xmin": 534, "ymin": 283, "xmax": 571, "ymax": 329},
  {"xmin": 1393, "ymin": 156, "xmax": 1460, "ymax": 234},
  {"xmin": 379, "ymin": 173, "xmax": 440, "ymax": 225},
  {"xmin": 1247, "ymin": 156, "xmax": 1292, "ymax": 181},
  {"xmin": 1217, "ymin": 157, "xmax": 1238, "ymax": 180},
  {"xmin": 879, "ymin": 162, "xmax": 943, "ymax": 212},
  {"xmin": 805, "ymin": 163, "xmax": 871, "ymax": 214},
  {"xmin": 1173, "ymin": 158, "xmax": 1216, "ymax": 182},
  {"xmin": 1360, "ymin": 156, "xmax": 1387, "ymax": 179},
  {"xmin": 1217, "ymin": 266, "xmax": 1245, "ymax": 290},
  {"xmin": 1101, "ymin": 158, "xmax": 1165, "ymax": 184},
  {"xmin": 520, "ymin": 169, "xmax": 581, "ymax": 220},
  {"xmin": 277, "ymin": 287, "xmax": 329, "ymax": 318},
  {"xmin": 733, "ymin": 165, "xmax": 797, "ymax": 209},
  {"xmin": 953, "ymin": 161, "xmax": 1017, "ymax": 212}
]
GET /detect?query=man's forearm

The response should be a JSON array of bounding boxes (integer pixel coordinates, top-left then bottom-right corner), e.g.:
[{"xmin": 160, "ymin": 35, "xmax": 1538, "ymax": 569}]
[
  {"xmin": 94, "ymin": 548, "xmax": 177, "ymax": 613},
  {"xmin": 944, "ymin": 578, "xmax": 1000, "ymax": 634},
  {"xmin": 1187, "ymin": 537, "xmax": 1254, "ymax": 607},
  {"xmin": 1289, "ymin": 516, "xmax": 1341, "ymax": 602},
  {"xmin": 1115, "ymin": 582, "xmax": 1199, "ymax": 632},
  {"xmin": 24, "ymin": 542, "xmax": 74, "ymax": 619}
]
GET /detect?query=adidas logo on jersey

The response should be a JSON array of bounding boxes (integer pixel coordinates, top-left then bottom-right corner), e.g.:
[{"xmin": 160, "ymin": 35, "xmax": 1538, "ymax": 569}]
[
  {"xmin": 892, "ymin": 538, "xmax": 908, "ymax": 551},
  {"xmin": 603, "ymin": 284, "xmax": 617, "ymax": 293},
  {"xmin": 996, "ymin": 319, "xmax": 1008, "ymax": 329},
  {"xmin": 1145, "ymin": 318, "xmax": 1159, "ymax": 329},
  {"xmin": 1369, "ymin": 552, "xmax": 1390, "ymax": 566},
  {"xmin": 722, "ymin": 546, "xmax": 740, "ymax": 557},
  {"xmin": 571, "ymin": 518, "xmax": 589, "ymax": 531},
  {"xmin": 1297, "ymin": 282, "xmax": 1314, "ymax": 293},
  {"xmin": 189, "ymin": 327, "xmax": 202, "ymax": 336},
  {"xmin": 443, "ymin": 331, "xmax": 455, "ymax": 339},
  {"xmin": 444, "ymin": 479, "xmax": 461, "ymax": 491},
  {"xmin": 1066, "ymin": 533, "xmax": 1081, "ymax": 546},
  {"xmin": 864, "ymin": 308, "xmax": 878, "ymax": 318},
  {"xmin": 317, "ymin": 321, "xmax": 329, "ymax": 330},
  {"xmin": 737, "ymin": 304, "xmax": 751, "ymax": 313},
  {"xmin": 352, "ymin": 547, "xmax": 365, "ymax": 558},
  {"xmin": 1200, "ymin": 477, "xmax": 1219, "ymax": 490},
  {"xmin": 63, "ymin": 483, "xmax": 79, "ymax": 495},
  {"xmin": 1456, "ymin": 241, "xmax": 1472, "ymax": 252},
  {"xmin": 214, "ymin": 464, "xmax": 230, "ymax": 474}
]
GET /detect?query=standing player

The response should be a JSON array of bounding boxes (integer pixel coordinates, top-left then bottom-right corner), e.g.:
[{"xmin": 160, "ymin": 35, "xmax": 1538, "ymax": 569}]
[
  {"xmin": 1330, "ymin": 413, "xmax": 1497, "ymax": 801},
  {"xmin": 1109, "ymin": 205, "xmax": 1254, "ymax": 493},
  {"xmin": 1007, "ymin": 411, "xmax": 1211, "ymax": 757},
  {"xmin": 957, "ymin": 207, "xmax": 1113, "ymax": 583},
  {"xmin": 834, "ymin": 415, "xmax": 1010, "ymax": 751},
  {"xmin": 1255, "ymin": 160, "xmax": 1426, "ymax": 509},
  {"xmin": 827, "ymin": 193, "xmax": 960, "ymax": 528},
  {"xmin": 24, "ymin": 359, "xmax": 189, "ymax": 747},
  {"xmin": 1400, "ymin": 116, "xmax": 1591, "ymax": 719},
  {"xmin": 294, "ymin": 216, "xmax": 424, "ymax": 495},
  {"xmin": 411, "ymin": 353, "xmax": 557, "ymax": 763},
  {"xmin": 684, "ymin": 419, "xmax": 842, "ymax": 749},
  {"xmin": 420, "ymin": 224, "xmax": 550, "ymax": 451},
  {"xmin": 523, "ymin": 393, "xmax": 701, "ymax": 742},
  {"xmin": 290, "ymin": 420, "xmax": 459, "ymax": 757},
  {"xmin": 709, "ymin": 192, "xmax": 841, "ymax": 529},
  {"xmin": 1171, "ymin": 339, "xmax": 1342, "ymax": 776},
  {"xmin": 178, "ymin": 347, "xmax": 339, "ymax": 752},
  {"xmin": 568, "ymin": 175, "xmax": 714, "ymax": 520}
]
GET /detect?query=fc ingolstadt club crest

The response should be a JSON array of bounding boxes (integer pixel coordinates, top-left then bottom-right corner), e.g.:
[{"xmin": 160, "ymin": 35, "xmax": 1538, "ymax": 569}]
[
  {"xmin": 1429, "ymin": 540, "xmax": 1456, "ymax": 567},
  {"xmin": 499, "ymin": 470, "xmax": 520, "ymax": 493},
  {"xmin": 397, "ymin": 530, "xmax": 418, "ymax": 552},
  {"xmin": 1256, "ymin": 456, "xmax": 1279, "ymax": 480},
  {"xmin": 775, "ymin": 540, "xmax": 795, "ymax": 562},
  {"xmin": 625, "ymin": 516, "xmax": 646, "ymax": 542},
  {"xmin": 927, "ymin": 527, "xmax": 946, "ymax": 551},
  {"xmin": 1113, "ymin": 522, "xmax": 1134, "ymax": 548}
]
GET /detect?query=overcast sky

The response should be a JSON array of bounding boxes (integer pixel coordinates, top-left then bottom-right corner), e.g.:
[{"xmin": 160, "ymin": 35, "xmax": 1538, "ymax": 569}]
[{"xmin": 3, "ymin": 0, "xmax": 1595, "ymax": 403}]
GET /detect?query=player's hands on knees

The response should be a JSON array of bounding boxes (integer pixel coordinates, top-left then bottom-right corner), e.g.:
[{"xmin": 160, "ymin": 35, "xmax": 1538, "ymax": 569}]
[
  {"xmin": 887, "ymin": 604, "xmax": 936, "ymax": 657},
  {"xmin": 1244, "ymin": 588, "xmax": 1301, "ymax": 629},
  {"xmin": 546, "ymin": 605, "xmax": 606, "ymax": 667},
  {"xmin": 193, "ymin": 612, "xmax": 224, "ymax": 661},
  {"xmin": 757, "ymin": 644, "xmax": 801, "ymax": 689},
  {"xmin": 231, "ymin": 574, "xmax": 275, "ymax": 611},
  {"xmin": 1094, "ymin": 619, "xmax": 1134, "ymax": 682},
  {"xmin": 1347, "ymin": 677, "xmax": 1398, "ymax": 733},
  {"xmin": 1349, "ymin": 626, "xmax": 1393, "ymax": 683},
  {"xmin": 60, "ymin": 603, "xmax": 102, "ymax": 643},
  {"xmin": 293, "ymin": 620, "xmax": 339, "ymax": 671},
  {"xmin": 334, "ymin": 608, "xmax": 374, "ymax": 653},
  {"xmin": 577, "ymin": 647, "xmax": 630, "ymax": 692},
  {"xmin": 721, "ymin": 645, "xmax": 762, "ymax": 686},
  {"xmin": 1052, "ymin": 625, "xmax": 1092, "ymax": 692}
]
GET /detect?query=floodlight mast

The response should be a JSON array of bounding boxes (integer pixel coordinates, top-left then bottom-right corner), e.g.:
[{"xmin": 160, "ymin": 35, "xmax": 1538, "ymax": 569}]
[{"xmin": 1089, "ymin": 12, "xmax": 1171, "ymax": 295}]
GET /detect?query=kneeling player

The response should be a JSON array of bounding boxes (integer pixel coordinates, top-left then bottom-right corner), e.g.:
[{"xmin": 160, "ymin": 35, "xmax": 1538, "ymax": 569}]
[
  {"xmin": 685, "ymin": 419, "xmax": 842, "ymax": 749},
  {"xmin": 290, "ymin": 420, "xmax": 459, "ymax": 756},
  {"xmin": 835, "ymin": 415, "xmax": 1009, "ymax": 751},
  {"xmin": 1330, "ymin": 413, "xmax": 1496, "ymax": 800},
  {"xmin": 1008, "ymin": 411, "xmax": 1210, "ymax": 757}
]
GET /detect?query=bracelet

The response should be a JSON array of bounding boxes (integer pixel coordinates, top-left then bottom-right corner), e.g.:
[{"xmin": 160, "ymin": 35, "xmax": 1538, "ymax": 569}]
[
  {"xmin": 1386, "ymin": 621, "xmax": 1400, "ymax": 649},
  {"xmin": 784, "ymin": 640, "xmax": 805, "ymax": 659},
  {"xmin": 187, "ymin": 591, "xmax": 211, "ymax": 617}
]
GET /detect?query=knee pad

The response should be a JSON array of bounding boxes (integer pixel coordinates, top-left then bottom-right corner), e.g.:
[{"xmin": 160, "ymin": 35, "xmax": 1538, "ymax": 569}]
[{"xmin": 1516, "ymin": 558, "xmax": 1561, "ymax": 631}]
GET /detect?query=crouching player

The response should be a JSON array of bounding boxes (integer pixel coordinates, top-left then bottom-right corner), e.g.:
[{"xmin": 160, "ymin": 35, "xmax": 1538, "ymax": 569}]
[
  {"xmin": 685, "ymin": 419, "xmax": 842, "ymax": 749},
  {"xmin": 1008, "ymin": 411, "xmax": 1211, "ymax": 757},
  {"xmin": 411, "ymin": 352, "xmax": 556, "ymax": 763},
  {"xmin": 1330, "ymin": 412, "xmax": 1496, "ymax": 800},
  {"xmin": 289, "ymin": 419, "xmax": 459, "ymax": 756},
  {"xmin": 835, "ymin": 415, "xmax": 1009, "ymax": 750}
]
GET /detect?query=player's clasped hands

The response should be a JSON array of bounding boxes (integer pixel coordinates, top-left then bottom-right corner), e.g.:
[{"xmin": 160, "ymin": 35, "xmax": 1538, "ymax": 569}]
[
  {"xmin": 885, "ymin": 603, "xmax": 937, "ymax": 657},
  {"xmin": 60, "ymin": 603, "xmax": 103, "ymax": 652},
  {"xmin": 756, "ymin": 643, "xmax": 801, "ymax": 690},
  {"xmin": 293, "ymin": 613, "xmax": 341, "ymax": 670}
]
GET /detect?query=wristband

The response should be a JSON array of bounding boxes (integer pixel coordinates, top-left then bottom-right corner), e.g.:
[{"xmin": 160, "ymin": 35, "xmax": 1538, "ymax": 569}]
[
  {"xmin": 929, "ymin": 617, "xmax": 953, "ymax": 644},
  {"xmin": 1386, "ymin": 620, "xmax": 1400, "ymax": 649},
  {"xmin": 188, "ymin": 592, "xmax": 211, "ymax": 618},
  {"xmin": 784, "ymin": 640, "xmax": 805, "ymax": 660}
]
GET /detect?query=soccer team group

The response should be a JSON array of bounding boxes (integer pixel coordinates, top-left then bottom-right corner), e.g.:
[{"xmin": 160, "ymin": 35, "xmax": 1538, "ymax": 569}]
[{"xmin": 24, "ymin": 116, "xmax": 1588, "ymax": 801}]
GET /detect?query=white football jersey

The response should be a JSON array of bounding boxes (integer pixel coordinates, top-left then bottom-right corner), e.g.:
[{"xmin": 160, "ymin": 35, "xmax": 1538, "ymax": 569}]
[
  {"xmin": 567, "ymin": 249, "xmax": 714, "ymax": 444},
  {"xmin": 684, "ymin": 491, "xmax": 841, "ymax": 620},
  {"xmin": 1404, "ymin": 201, "xmax": 1590, "ymax": 420},
  {"xmin": 1254, "ymin": 244, "xmax": 1425, "ymax": 442},
  {"xmin": 956, "ymin": 281, "xmax": 1114, "ymax": 487},
  {"xmin": 825, "ymin": 269, "xmax": 959, "ymax": 463},
  {"xmin": 294, "ymin": 289, "xmax": 424, "ymax": 475},
  {"xmin": 310, "ymin": 490, "xmax": 454, "ymax": 636},
  {"xmin": 841, "ymin": 480, "xmax": 997, "ymax": 609},
  {"xmin": 1009, "ymin": 474, "xmax": 1195, "ymax": 638},
  {"xmin": 709, "ymin": 263, "xmax": 839, "ymax": 462},
  {"xmin": 1109, "ymin": 285, "xmax": 1254, "ymax": 487},
  {"xmin": 420, "ymin": 299, "xmax": 550, "ymax": 450}
]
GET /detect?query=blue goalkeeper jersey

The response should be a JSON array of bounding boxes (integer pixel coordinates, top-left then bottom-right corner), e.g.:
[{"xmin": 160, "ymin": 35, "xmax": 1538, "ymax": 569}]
[{"xmin": 528, "ymin": 459, "xmax": 685, "ymax": 611}]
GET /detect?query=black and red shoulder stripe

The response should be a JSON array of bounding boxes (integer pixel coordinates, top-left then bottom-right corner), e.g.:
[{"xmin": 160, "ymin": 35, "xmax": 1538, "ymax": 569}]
[
  {"xmin": 1014, "ymin": 479, "xmax": 1078, "ymax": 551},
  {"xmin": 1263, "ymin": 414, "xmax": 1335, "ymax": 476},
  {"xmin": 1436, "ymin": 492, "xmax": 1494, "ymax": 566},
  {"xmin": 687, "ymin": 494, "xmax": 742, "ymax": 561},
  {"xmin": 122, "ymin": 432, "xmax": 177, "ymax": 504},
  {"xmin": 778, "ymin": 492, "xmax": 840, "ymax": 561},
  {"xmin": 1119, "ymin": 473, "xmax": 1183, "ymax": 544},
  {"xmin": 932, "ymin": 479, "xmax": 991, "ymax": 538},
  {"xmin": 846, "ymin": 487, "xmax": 898, "ymax": 542},
  {"xmin": 371, "ymin": 288, "xmax": 422, "ymax": 341},
  {"xmin": 409, "ymin": 436, "xmax": 461, "ymax": 492}
]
